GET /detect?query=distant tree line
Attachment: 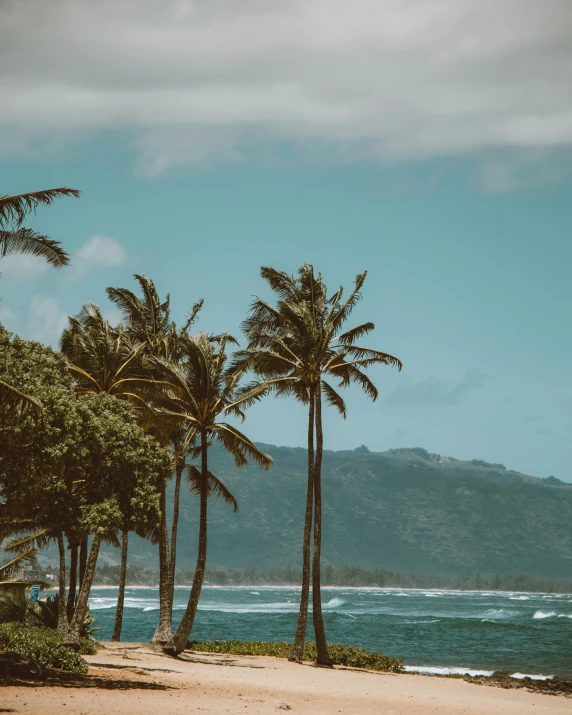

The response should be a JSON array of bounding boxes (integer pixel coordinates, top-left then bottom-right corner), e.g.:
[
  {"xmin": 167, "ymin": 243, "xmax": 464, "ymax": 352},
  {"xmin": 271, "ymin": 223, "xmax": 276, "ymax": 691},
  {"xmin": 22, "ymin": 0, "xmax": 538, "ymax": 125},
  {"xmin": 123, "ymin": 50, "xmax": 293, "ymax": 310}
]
[{"xmin": 82, "ymin": 563, "xmax": 572, "ymax": 594}]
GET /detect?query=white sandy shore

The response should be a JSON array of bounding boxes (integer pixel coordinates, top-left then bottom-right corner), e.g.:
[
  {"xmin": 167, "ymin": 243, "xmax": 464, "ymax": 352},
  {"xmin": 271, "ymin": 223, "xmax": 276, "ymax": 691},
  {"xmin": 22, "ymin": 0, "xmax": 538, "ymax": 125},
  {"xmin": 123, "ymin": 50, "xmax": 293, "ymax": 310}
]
[{"xmin": 1, "ymin": 642, "xmax": 569, "ymax": 714}]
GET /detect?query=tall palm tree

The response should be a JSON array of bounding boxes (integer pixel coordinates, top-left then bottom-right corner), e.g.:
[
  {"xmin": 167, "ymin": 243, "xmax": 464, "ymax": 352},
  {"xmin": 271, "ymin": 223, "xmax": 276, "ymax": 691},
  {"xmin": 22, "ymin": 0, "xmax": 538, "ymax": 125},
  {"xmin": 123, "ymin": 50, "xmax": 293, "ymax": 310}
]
[
  {"xmin": 148, "ymin": 332, "xmax": 272, "ymax": 654},
  {"xmin": 0, "ymin": 188, "xmax": 79, "ymax": 270},
  {"xmin": 235, "ymin": 265, "xmax": 402, "ymax": 665},
  {"xmin": 106, "ymin": 275, "xmax": 203, "ymax": 645}
]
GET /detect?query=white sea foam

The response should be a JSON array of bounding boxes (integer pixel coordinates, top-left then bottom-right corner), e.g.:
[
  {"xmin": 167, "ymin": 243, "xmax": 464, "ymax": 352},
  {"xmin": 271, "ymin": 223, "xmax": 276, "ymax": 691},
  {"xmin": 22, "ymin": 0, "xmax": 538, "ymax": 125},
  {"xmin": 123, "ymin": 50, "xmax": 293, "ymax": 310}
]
[
  {"xmin": 482, "ymin": 609, "xmax": 509, "ymax": 619},
  {"xmin": 533, "ymin": 610, "xmax": 556, "ymax": 619},
  {"xmin": 250, "ymin": 591, "xmax": 260, "ymax": 596},
  {"xmin": 557, "ymin": 614, "xmax": 572, "ymax": 618},
  {"xmin": 509, "ymin": 596, "xmax": 529, "ymax": 601},
  {"xmin": 404, "ymin": 666, "xmax": 553, "ymax": 680},
  {"xmin": 404, "ymin": 665, "xmax": 494, "ymax": 677},
  {"xmin": 324, "ymin": 597, "xmax": 345, "ymax": 608}
]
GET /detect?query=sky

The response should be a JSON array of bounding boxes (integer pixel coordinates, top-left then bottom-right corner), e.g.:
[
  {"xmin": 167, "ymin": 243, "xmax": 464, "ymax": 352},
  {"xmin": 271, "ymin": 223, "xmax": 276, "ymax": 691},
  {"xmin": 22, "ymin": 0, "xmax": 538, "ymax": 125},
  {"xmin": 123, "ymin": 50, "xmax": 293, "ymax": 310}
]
[{"xmin": 1, "ymin": 0, "xmax": 571, "ymax": 481}]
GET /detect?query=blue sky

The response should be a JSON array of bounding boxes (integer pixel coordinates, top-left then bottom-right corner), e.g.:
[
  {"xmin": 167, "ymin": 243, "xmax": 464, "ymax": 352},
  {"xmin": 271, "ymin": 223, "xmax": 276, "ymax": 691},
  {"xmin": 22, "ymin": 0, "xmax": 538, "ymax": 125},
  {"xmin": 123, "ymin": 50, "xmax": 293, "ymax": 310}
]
[{"xmin": 1, "ymin": 1, "xmax": 571, "ymax": 481}]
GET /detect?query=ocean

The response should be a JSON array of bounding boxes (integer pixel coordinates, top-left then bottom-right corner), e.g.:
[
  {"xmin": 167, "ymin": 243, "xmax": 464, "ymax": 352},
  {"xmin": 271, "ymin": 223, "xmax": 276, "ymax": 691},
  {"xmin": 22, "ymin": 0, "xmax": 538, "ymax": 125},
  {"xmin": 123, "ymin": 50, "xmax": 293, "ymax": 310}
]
[{"xmin": 86, "ymin": 586, "xmax": 572, "ymax": 679}]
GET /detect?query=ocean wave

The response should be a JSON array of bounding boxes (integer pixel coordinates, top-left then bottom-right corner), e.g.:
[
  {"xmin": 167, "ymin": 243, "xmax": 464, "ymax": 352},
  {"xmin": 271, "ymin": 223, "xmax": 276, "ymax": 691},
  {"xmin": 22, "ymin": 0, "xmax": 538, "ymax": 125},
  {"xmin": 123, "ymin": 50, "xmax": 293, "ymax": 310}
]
[
  {"xmin": 250, "ymin": 591, "xmax": 260, "ymax": 596},
  {"xmin": 324, "ymin": 597, "xmax": 346, "ymax": 608},
  {"xmin": 404, "ymin": 665, "xmax": 494, "ymax": 677},
  {"xmin": 532, "ymin": 610, "xmax": 557, "ymax": 619},
  {"xmin": 482, "ymin": 609, "xmax": 510, "ymax": 619},
  {"xmin": 404, "ymin": 666, "xmax": 553, "ymax": 680},
  {"xmin": 509, "ymin": 596, "xmax": 529, "ymax": 601}
]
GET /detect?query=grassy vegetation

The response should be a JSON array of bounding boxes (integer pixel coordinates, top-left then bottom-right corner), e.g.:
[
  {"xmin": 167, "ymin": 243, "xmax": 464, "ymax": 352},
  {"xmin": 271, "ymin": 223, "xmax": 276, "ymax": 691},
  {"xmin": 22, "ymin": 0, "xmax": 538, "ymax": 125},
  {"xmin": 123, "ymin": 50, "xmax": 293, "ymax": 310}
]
[
  {"xmin": 188, "ymin": 639, "xmax": 403, "ymax": 672},
  {"xmin": 0, "ymin": 623, "xmax": 96, "ymax": 673}
]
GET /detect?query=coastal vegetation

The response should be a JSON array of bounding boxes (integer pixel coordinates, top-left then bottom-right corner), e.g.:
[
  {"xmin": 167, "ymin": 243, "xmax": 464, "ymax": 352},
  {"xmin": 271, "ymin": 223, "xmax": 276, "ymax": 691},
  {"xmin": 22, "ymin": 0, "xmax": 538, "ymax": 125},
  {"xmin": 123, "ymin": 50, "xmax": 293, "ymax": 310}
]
[
  {"xmin": 2, "ymin": 196, "xmax": 404, "ymax": 667},
  {"xmin": 188, "ymin": 640, "xmax": 404, "ymax": 672}
]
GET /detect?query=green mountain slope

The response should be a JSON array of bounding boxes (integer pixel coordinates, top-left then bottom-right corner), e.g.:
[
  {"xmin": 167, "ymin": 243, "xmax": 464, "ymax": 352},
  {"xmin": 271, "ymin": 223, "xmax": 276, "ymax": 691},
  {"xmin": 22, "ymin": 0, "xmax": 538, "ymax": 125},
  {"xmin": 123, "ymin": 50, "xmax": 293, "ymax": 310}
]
[{"xmin": 89, "ymin": 445, "xmax": 572, "ymax": 578}]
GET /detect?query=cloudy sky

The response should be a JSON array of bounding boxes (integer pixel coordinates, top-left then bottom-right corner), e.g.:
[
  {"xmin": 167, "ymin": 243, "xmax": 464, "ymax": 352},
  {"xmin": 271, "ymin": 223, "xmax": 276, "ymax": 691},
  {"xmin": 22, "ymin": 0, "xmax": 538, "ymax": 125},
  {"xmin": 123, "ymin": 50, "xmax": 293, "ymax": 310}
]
[{"xmin": 1, "ymin": 0, "xmax": 571, "ymax": 480}]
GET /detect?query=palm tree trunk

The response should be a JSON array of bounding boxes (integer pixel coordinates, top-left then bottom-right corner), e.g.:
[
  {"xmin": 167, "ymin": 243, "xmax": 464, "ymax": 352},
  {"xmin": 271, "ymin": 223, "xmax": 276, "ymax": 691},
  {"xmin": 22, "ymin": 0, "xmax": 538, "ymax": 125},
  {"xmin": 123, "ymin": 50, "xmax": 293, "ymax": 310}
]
[
  {"xmin": 312, "ymin": 381, "xmax": 332, "ymax": 666},
  {"xmin": 57, "ymin": 533, "xmax": 68, "ymax": 633},
  {"xmin": 167, "ymin": 460, "xmax": 184, "ymax": 610},
  {"xmin": 172, "ymin": 431, "xmax": 208, "ymax": 655},
  {"xmin": 64, "ymin": 535, "xmax": 101, "ymax": 649},
  {"xmin": 66, "ymin": 544, "xmax": 78, "ymax": 622},
  {"xmin": 79, "ymin": 535, "xmax": 88, "ymax": 589},
  {"xmin": 289, "ymin": 384, "xmax": 315, "ymax": 663},
  {"xmin": 152, "ymin": 479, "xmax": 174, "ymax": 646},
  {"xmin": 111, "ymin": 528, "xmax": 129, "ymax": 642}
]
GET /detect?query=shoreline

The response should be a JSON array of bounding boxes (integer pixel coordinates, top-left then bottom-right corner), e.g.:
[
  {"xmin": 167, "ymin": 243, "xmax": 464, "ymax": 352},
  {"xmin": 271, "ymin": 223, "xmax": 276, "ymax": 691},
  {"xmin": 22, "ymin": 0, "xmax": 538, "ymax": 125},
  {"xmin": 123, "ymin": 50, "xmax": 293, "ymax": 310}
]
[{"xmin": 2, "ymin": 642, "xmax": 569, "ymax": 714}]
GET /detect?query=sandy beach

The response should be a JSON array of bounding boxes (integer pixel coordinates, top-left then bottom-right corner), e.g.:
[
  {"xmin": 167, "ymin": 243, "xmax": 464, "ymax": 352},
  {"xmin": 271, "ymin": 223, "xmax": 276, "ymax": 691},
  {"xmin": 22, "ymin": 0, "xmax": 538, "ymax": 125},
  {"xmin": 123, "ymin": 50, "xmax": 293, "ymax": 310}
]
[{"xmin": 1, "ymin": 642, "xmax": 569, "ymax": 715}]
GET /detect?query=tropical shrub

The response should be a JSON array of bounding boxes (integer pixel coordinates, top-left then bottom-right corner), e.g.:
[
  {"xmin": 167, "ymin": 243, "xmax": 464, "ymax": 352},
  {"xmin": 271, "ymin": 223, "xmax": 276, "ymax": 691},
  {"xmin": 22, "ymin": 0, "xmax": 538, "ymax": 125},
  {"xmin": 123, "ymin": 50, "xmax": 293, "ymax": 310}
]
[
  {"xmin": 188, "ymin": 639, "xmax": 403, "ymax": 672},
  {"xmin": 0, "ymin": 623, "xmax": 88, "ymax": 673}
]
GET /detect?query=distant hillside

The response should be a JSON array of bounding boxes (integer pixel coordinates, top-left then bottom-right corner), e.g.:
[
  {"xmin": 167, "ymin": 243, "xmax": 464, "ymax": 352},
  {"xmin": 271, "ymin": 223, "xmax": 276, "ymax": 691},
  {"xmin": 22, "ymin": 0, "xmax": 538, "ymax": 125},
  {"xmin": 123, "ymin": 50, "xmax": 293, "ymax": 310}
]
[{"xmin": 48, "ymin": 444, "xmax": 572, "ymax": 579}]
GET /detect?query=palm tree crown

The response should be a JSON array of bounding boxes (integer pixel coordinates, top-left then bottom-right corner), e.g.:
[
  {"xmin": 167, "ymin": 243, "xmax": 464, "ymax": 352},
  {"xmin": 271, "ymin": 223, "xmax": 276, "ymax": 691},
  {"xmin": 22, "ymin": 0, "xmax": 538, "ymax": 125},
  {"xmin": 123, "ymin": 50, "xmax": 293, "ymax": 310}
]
[{"xmin": 0, "ymin": 188, "xmax": 79, "ymax": 269}]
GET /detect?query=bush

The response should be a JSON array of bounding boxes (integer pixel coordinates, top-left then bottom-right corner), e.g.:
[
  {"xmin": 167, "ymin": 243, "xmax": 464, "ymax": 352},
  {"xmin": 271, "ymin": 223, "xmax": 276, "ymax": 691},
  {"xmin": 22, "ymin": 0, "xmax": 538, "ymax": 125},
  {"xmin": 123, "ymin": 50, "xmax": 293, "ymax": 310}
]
[
  {"xmin": 188, "ymin": 639, "xmax": 403, "ymax": 673},
  {"xmin": 0, "ymin": 623, "xmax": 88, "ymax": 673}
]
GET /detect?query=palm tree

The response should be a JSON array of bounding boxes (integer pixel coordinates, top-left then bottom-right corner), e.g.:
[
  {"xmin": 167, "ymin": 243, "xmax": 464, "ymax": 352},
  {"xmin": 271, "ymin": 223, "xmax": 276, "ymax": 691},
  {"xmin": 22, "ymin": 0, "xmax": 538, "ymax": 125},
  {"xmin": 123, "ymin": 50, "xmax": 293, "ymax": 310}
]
[
  {"xmin": 106, "ymin": 274, "xmax": 203, "ymax": 645},
  {"xmin": 235, "ymin": 265, "xmax": 402, "ymax": 665},
  {"xmin": 0, "ymin": 188, "xmax": 79, "ymax": 270},
  {"xmin": 60, "ymin": 303, "xmax": 148, "ymax": 639},
  {"xmin": 147, "ymin": 332, "xmax": 272, "ymax": 654}
]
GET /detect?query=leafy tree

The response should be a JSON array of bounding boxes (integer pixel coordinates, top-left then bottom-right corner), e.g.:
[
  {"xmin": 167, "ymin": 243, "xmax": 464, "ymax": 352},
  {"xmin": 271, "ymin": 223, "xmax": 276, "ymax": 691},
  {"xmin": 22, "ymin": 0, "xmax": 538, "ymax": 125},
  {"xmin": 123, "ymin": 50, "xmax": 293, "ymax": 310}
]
[
  {"xmin": 0, "ymin": 325, "xmax": 172, "ymax": 648},
  {"xmin": 235, "ymin": 265, "xmax": 401, "ymax": 665},
  {"xmin": 148, "ymin": 332, "xmax": 272, "ymax": 654},
  {"xmin": 106, "ymin": 274, "xmax": 202, "ymax": 645}
]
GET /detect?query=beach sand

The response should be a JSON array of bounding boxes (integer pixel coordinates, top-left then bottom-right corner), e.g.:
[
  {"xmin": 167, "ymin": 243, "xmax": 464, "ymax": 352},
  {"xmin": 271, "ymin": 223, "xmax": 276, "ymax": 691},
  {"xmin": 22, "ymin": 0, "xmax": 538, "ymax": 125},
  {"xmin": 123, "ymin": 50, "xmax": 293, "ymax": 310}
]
[{"xmin": 1, "ymin": 642, "xmax": 569, "ymax": 714}]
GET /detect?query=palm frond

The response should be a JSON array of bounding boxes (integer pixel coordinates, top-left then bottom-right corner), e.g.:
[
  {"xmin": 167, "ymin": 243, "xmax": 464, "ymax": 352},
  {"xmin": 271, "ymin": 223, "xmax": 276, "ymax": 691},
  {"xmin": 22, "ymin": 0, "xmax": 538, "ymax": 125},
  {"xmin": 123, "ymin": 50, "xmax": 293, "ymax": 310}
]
[
  {"xmin": 321, "ymin": 380, "xmax": 347, "ymax": 418},
  {"xmin": 0, "ymin": 548, "xmax": 38, "ymax": 579},
  {"xmin": 0, "ymin": 378, "xmax": 43, "ymax": 415},
  {"xmin": 0, "ymin": 228, "xmax": 69, "ymax": 268},
  {"xmin": 185, "ymin": 466, "xmax": 239, "ymax": 512},
  {"xmin": 0, "ymin": 187, "xmax": 80, "ymax": 228}
]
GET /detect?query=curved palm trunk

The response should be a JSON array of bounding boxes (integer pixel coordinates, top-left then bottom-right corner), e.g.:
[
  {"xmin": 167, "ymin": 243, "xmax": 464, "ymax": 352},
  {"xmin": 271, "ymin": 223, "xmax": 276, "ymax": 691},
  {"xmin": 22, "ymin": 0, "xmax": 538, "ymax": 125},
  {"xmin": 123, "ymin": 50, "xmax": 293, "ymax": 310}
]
[
  {"xmin": 289, "ymin": 385, "xmax": 315, "ymax": 663},
  {"xmin": 66, "ymin": 544, "xmax": 78, "ymax": 622},
  {"xmin": 64, "ymin": 535, "xmax": 101, "ymax": 649},
  {"xmin": 57, "ymin": 533, "xmax": 68, "ymax": 633},
  {"xmin": 172, "ymin": 431, "xmax": 208, "ymax": 655},
  {"xmin": 312, "ymin": 381, "xmax": 332, "ymax": 666},
  {"xmin": 152, "ymin": 480, "xmax": 174, "ymax": 646},
  {"xmin": 111, "ymin": 528, "xmax": 129, "ymax": 642}
]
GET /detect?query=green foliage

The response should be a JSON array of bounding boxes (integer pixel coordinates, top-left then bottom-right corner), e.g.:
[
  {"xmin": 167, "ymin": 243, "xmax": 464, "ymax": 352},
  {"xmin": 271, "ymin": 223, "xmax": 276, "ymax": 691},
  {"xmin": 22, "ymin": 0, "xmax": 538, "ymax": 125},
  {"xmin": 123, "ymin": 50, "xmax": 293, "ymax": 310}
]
[
  {"xmin": 188, "ymin": 640, "xmax": 403, "ymax": 673},
  {"xmin": 0, "ymin": 588, "xmax": 27, "ymax": 624},
  {"xmin": 0, "ymin": 623, "xmax": 88, "ymax": 673},
  {"xmin": 0, "ymin": 324, "xmax": 172, "ymax": 544}
]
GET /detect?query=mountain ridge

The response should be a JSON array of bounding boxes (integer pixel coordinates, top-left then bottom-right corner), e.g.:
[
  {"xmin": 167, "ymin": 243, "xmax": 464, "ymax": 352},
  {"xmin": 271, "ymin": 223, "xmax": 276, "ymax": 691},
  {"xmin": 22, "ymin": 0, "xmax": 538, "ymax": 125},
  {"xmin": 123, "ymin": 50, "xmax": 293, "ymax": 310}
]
[{"xmin": 39, "ymin": 444, "xmax": 572, "ymax": 579}]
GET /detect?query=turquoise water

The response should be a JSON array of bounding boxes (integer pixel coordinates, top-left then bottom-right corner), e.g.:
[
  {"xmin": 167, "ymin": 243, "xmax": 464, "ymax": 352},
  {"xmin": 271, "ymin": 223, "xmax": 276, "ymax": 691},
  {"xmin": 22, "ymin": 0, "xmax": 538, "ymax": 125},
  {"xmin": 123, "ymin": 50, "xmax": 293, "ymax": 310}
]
[{"xmin": 86, "ymin": 586, "xmax": 572, "ymax": 679}]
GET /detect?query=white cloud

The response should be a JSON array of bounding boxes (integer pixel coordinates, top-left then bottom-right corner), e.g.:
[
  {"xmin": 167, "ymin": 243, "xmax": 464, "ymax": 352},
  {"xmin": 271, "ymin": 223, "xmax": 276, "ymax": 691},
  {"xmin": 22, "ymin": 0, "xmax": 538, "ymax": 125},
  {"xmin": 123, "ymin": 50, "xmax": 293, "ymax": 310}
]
[
  {"xmin": 0, "ymin": 0, "xmax": 571, "ymax": 182},
  {"xmin": 0, "ymin": 254, "xmax": 49, "ymax": 281},
  {"xmin": 386, "ymin": 368, "xmax": 488, "ymax": 407},
  {"xmin": 72, "ymin": 235, "xmax": 127, "ymax": 278},
  {"xmin": 27, "ymin": 296, "xmax": 68, "ymax": 344}
]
